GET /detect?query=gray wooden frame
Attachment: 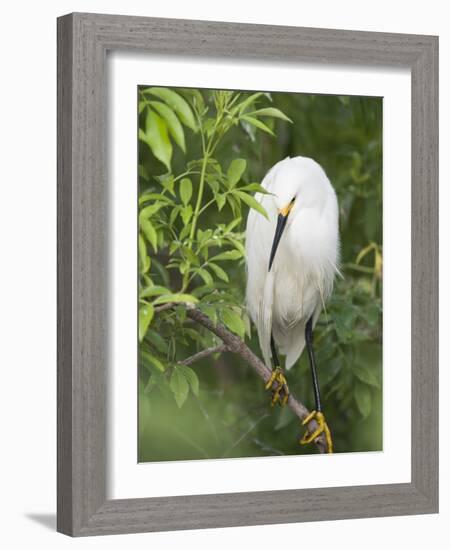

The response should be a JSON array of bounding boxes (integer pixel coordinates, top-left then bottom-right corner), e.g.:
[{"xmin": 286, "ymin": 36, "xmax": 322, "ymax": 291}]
[{"xmin": 57, "ymin": 12, "xmax": 438, "ymax": 537}]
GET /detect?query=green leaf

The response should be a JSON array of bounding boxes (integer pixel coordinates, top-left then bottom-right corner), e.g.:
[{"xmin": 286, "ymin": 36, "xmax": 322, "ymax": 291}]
[
  {"xmin": 319, "ymin": 357, "xmax": 343, "ymax": 387},
  {"xmin": 139, "ymin": 304, "xmax": 154, "ymax": 342},
  {"xmin": 138, "ymin": 164, "xmax": 149, "ymax": 181},
  {"xmin": 232, "ymin": 92, "xmax": 264, "ymax": 115},
  {"xmin": 198, "ymin": 304, "xmax": 217, "ymax": 325},
  {"xmin": 174, "ymin": 305, "xmax": 187, "ymax": 323},
  {"xmin": 152, "ymin": 293, "xmax": 198, "ymax": 305},
  {"xmin": 215, "ymin": 193, "xmax": 226, "ymax": 211},
  {"xmin": 206, "ymin": 177, "xmax": 220, "ymax": 194},
  {"xmin": 210, "ymin": 249, "xmax": 242, "ymax": 261},
  {"xmin": 146, "ymin": 329, "xmax": 169, "ymax": 354},
  {"xmin": 240, "ymin": 115, "xmax": 274, "ymax": 136},
  {"xmin": 208, "ymin": 262, "xmax": 229, "ymax": 282},
  {"xmin": 225, "ymin": 236, "xmax": 245, "ymax": 255},
  {"xmin": 180, "ymin": 88, "xmax": 206, "ymax": 113},
  {"xmin": 203, "ymin": 118, "xmax": 216, "ymax": 138},
  {"xmin": 139, "ymin": 202, "xmax": 165, "ymax": 220},
  {"xmin": 143, "ymin": 353, "xmax": 166, "ymax": 373},
  {"xmin": 197, "ymin": 228, "xmax": 205, "ymax": 242},
  {"xmin": 181, "ymin": 246, "xmax": 199, "ymax": 266},
  {"xmin": 177, "ymin": 365, "xmax": 200, "ymax": 396},
  {"xmin": 221, "ymin": 308, "xmax": 246, "ymax": 338},
  {"xmin": 179, "ymin": 223, "xmax": 192, "ymax": 241},
  {"xmin": 246, "ymin": 107, "xmax": 293, "ymax": 123},
  {"xmin": 205, "ymin": 291, "xmax": 237, "ymax": 303},
  {"xmin": 140, "ymin": 219, "xmax": 157, "ymax": 252},
  {"xmin": 183, "ymin": 328, "xmax": 204, "ymax": 343},
  {"xmin": 206, "ymin": 158, "xmax": 223, "ymax": 176},
  {"xmin": 169, "ymin": 205, "xmax": 180, "ymax": 225},
  {"xmin": 143, "ymin": 371, "xmax": 165, "ymax": 394},
  {"xmin": 178, "ymin": 261, "xmax": 189, "ymax": 275},
  {"xmin": 224, "ymin": 218, "xmax": 242, "ymax": 233},
  {"xmin": 198, "ymin": 228, "xmax": 213, "ymax": 244},
  {"xmin": 239, "ymin": 183, "xmax": 271, "ymax": 195},
  {"xmin": 140, "ymin": 285, "xmax": 170, "ymax": 298},
  {"xmin": 139, "ymin": 234, "xmax": 150, "ymax": 274},
  {"xmin": 170, "ymin": 368, "xmax": 190, "ymax": 408},
  {"xmin": 181, "ymin": 205, "xmax": 193, "ymax": 225},
  {"xmin": 334, "ymin": 319, "xmax": 352, "ymax": 343},
  {"xmin": 160, "ymin": 175, "xmax": 175, "ymax": 196},
  {"xmin": 144, "ymin": 87, "xmax": 197, "ymax": 131},
  {"xmin": 227, "ymin": 158, "xmax": 247, "ymax": 187},
  {"xmin": 152, "ymin": 258, "xmax": 170, "ymax": 287},
  {"xmin": 353, "ymin": 365, "xmax": 381, "ymax": 388},
  {"xmin": 149, "ymin": 100, "xmax": 186, "ymax": 152},
  {"xmin": 226, "ymin": 194, "xmax": 241, "ymax": 217},
  {"xmin": 355, "ymin": 381, "xmax": 372, "ymax": 418},
  {"xmin": 196, "ymin": 267, "xmax": 214, "ymax": 286},
  {"xmin": 240, "ymin": 118, "xmax": 257, "ymax": 142},
  {"xmin": 179, "ymin": 177, "xmax": 193, "ymax": 205},
  {"xmin": 169, "ymin": 241, "xmax": 181, "ymax": 256},
  {"xmin": 140, "ymin": 109, "xmax": 172, "ymax": 171},
  {"xmin": 235, "ymin": 190, "xmax": 268, "ymax": 219},
  {"xmin": 139, "ymin": 192, "xmax": 173, "ymax": 205}
]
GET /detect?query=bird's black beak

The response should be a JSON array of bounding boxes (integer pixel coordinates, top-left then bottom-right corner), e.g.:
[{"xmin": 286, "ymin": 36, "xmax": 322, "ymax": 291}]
[{"xmin": 268, "ymin": 213, "xmax": 288, "ymax": 271}]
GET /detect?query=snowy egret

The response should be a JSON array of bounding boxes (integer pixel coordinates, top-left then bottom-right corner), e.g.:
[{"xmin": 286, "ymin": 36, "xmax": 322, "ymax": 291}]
[{"xmin": 245, "ymin": 156, "xmax": 340, "ymax": 453}]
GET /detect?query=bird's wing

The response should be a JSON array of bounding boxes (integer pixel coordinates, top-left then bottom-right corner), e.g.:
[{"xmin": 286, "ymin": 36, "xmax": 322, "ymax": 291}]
[
  {"xmin": 245, "ymin": 165, "xmax": 279, "ymax": 367},
  {"xmin": 258, "ymin": 268, "xmax": 275, "ymax": 367}
]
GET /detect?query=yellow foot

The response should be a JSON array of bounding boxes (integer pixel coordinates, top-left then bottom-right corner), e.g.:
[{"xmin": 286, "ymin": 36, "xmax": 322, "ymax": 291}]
[
  {"xmin": 265, "ymin": 367, "xmax": 289, "ymax": 407},
  {"xmin": 300, "ymin": 410, "xmax": 333, "ymax": 453}
]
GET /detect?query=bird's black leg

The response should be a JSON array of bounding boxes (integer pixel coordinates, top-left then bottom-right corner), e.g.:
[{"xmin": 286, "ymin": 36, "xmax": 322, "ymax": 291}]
[
  {"xmin": 270, "ymin": 334, "xmax": 280, "ymax": 369},
  {"xmin": 300, "ymin": 316, "xmax": 334, "ymax": 453},
  {"xmin": 305, "ymin": 317, "xmax": 322, "ymax": 412},
  {"xmin": 264, "ymin": 334, "xmax": 289, "ymax": 406}
]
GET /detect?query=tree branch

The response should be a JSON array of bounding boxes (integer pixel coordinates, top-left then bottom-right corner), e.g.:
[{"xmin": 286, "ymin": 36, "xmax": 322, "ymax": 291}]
[
  {"xmin": 158, "ymin": 303, "xmax": 328, "ymax": 453},
  {"xmin": 178, "ymin": 344, "xmax": 229, "ymax": 366},
  {"xmin": 154, "ymin": 302, "xmax": 177, "ymax": 314}
]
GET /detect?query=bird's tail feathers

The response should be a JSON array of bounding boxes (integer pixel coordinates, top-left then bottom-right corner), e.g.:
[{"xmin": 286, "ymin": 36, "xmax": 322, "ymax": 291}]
[{"xmin": 281, "ymin": 325, "xmax": 306, "ymax": 370}]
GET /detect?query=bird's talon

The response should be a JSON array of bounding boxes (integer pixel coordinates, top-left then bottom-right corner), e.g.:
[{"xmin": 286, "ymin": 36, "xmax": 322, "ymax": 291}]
[
  {"xmin": 270, "ymin": 386, "xmax": 280, "ymax": 407},
  {"xmin": 265, "ymin": 369, "xmax": 277, "ymax": 391},
  {"xmin": 301, "ymin": 410, "xmax": 317, "ymax": 426},
  {"xmin": 265, "ymin": 367, "xmax": 289, "ymax": 407},
  {"xmin": 300, "ymin": 411, "xmax": 333, "ymax": 453}
]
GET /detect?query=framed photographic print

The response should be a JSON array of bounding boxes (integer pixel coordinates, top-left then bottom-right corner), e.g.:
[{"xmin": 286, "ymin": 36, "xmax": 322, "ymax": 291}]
[{"xmin": 57, "ymin": 13, "xmax": 438, "ymax": 536}]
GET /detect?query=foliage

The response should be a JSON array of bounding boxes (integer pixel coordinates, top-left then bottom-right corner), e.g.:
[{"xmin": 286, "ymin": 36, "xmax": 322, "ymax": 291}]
[{"xmin": 138, "ymin": 86, "xmax": 382, "ymax": 460}]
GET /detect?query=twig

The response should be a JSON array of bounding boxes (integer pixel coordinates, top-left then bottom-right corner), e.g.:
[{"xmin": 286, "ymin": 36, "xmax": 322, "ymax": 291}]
[
  {"xmin": 154, "ymin": 303, "xmax": 177, "ymax": 314},
  {"xmin": 157, "ymin": 303, "xmax": 329, "ymax": 454},
  {"xmin": 178, "ymin": 344, "xmax": 229, "ymax": 366},
  {"xmin": 221, "ymin": 413, "xmax": 270, "ymax": 458},
  {"xmin": 252, "ymin": 438, "xmax": 284, "ymax": 456}
]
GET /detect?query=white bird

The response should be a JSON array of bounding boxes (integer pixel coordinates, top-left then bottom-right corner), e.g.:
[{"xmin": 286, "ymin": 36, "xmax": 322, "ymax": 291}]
[{"xmin": 245, "ymin": 156, "xmax": 340, "ymax": 452}]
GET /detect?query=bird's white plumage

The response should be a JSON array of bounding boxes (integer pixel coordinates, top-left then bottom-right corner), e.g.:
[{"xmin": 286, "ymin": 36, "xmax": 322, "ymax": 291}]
[{"xmin": 245, "ymin": 156, "xmax": 340, "ymax": 370}]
